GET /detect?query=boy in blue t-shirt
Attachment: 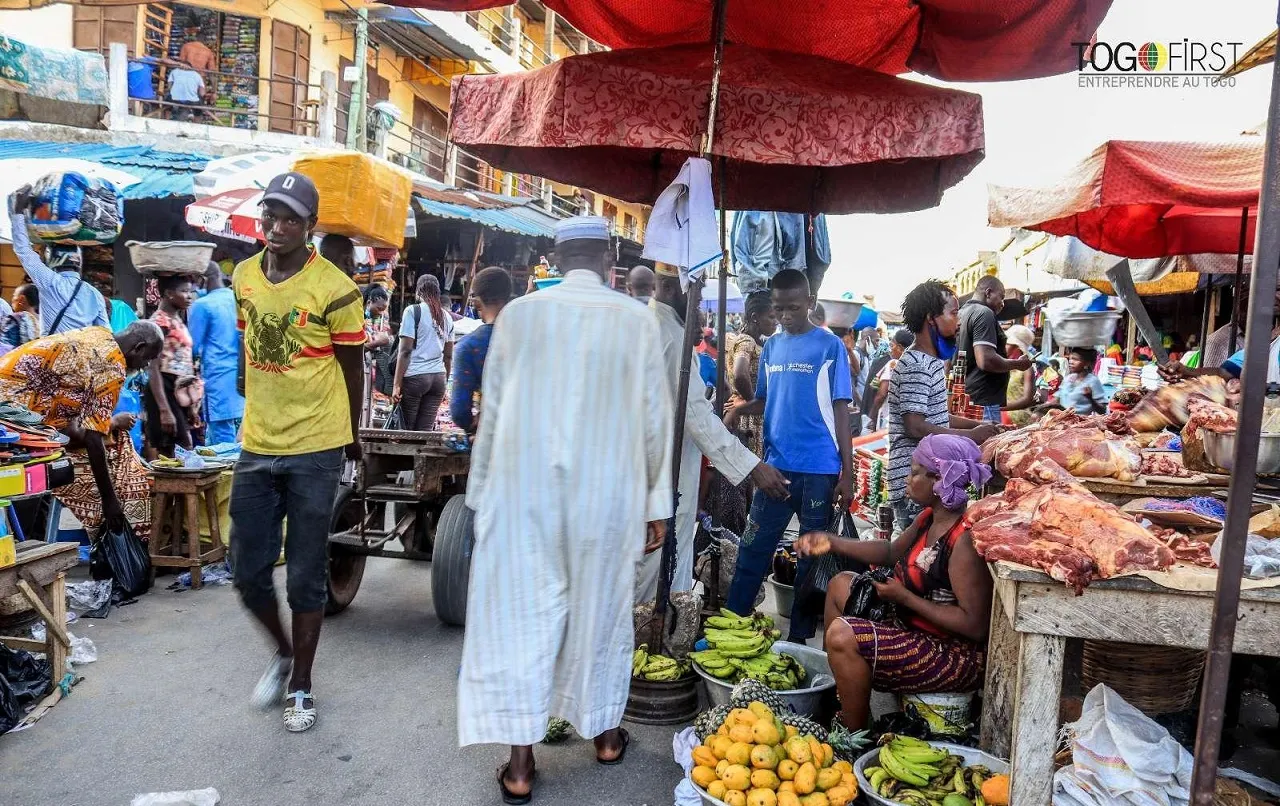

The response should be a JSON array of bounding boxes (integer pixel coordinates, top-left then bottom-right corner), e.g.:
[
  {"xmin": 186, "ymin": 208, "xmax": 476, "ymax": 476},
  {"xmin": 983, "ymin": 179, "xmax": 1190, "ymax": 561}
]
[{"xmin": 723, "ymin": 269, "xmax": 853, "ymax": 640}]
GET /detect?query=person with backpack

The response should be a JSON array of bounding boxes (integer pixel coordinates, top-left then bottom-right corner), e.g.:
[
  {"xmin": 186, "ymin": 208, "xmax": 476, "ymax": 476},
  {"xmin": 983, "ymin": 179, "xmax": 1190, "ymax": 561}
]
[{"xmin": 392, "ymin": 274, "xmax": 455, "ymax": 431}]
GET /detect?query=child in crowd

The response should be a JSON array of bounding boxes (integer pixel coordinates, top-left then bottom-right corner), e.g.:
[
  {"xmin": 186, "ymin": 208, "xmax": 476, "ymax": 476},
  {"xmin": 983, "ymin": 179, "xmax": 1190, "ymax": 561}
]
[{"xmin": 1054, "ymin": 347, "xmax": 1106, "ymax": 414}]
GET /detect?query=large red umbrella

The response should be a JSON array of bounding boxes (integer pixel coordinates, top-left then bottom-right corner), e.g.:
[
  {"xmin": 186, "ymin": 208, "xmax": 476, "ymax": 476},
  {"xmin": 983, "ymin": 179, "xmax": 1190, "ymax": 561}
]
[
  {"xmin": 988, "ymin": 139, "xmax": 1263, "ymax": 258},
  {"xmin": 396, "ymin": 0, "xmax": 1113, "ymax": 82},
  {"xmin": 449, "ymin": 43, "xmax": 985, "ymax": 214}
]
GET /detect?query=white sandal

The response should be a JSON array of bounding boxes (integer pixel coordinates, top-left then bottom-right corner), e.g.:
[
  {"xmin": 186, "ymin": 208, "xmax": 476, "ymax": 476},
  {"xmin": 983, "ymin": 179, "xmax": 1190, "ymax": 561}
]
[{"xmin": 284, "ymin": 690, "xmax": 316, "ymax": 733}]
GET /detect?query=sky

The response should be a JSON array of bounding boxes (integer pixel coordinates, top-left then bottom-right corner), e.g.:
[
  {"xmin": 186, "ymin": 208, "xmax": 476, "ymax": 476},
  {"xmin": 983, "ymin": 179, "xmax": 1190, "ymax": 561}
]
[{"xmin": 821, "ymin": 0, "xmax": 1277, "ymax": 313}]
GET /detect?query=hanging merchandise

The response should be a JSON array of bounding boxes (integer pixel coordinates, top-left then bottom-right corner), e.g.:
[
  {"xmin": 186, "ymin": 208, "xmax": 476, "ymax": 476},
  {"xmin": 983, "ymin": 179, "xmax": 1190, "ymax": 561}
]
[{"xmin": 731, "ymin": 211, "xmax": 830, "ymax": 294}]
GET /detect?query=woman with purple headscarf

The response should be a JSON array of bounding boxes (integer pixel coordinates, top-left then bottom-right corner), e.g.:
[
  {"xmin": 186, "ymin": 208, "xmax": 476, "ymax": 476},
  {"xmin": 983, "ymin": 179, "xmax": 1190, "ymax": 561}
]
[{"xmin": 794, "ymin": 434, "xmax": 994, "ymax": 730}]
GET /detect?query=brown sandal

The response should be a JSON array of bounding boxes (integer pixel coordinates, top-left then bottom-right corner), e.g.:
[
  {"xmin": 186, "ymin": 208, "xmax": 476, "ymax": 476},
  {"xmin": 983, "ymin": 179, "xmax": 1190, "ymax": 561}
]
[
  {"xmin": 596, "ymin": 728, "xmax": 631, "ymax": 766},
  {"xmin": 497, "ymin": 763, "xmax": 535, "ymax": 805}
]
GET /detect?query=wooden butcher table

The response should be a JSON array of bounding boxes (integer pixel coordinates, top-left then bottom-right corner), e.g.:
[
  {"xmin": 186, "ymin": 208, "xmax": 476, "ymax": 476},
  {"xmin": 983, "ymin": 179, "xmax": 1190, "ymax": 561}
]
[
  {"xmin": 0, "ymin": 541, "xmax": 79, "ymax": 688},
  {"xmin": 979, "ymin": 560, "xmax": 1280, "ymax": 806}
]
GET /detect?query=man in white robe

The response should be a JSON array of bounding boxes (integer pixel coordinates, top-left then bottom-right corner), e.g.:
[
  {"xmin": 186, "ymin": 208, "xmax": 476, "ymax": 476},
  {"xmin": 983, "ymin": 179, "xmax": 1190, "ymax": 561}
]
[
  {"xmin": 458, "ymin": 217, "xmax": 673, "ymax": 802},
  {"xmin": 637, "ymin": 264, "xmax": 790, "ymax": 602}
]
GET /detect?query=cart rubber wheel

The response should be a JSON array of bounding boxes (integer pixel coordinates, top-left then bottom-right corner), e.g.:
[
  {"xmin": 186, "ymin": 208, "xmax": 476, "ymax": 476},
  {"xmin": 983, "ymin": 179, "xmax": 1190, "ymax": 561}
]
[
  {"xmin": 326, "ymin": 485, "xmax": 367, "ymax": 616},
  {"xmin": 430, "ymin": 494, "xmax": 474, "ymax": 627}
]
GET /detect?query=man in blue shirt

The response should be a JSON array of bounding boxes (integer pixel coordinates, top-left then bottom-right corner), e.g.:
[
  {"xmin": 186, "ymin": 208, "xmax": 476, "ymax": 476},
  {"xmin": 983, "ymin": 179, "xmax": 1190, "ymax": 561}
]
[
  {"xmin": 724, "ymin": 269, "xmax": 854, "ymax": 640},
  {"xmin": 449, "ymin": 266, "xmax": 510, "ymax": 433},
  {"xmin": 8, "ymin": 188, "xmax": 110, "ymax": 334},
  {"xmin": 189, "ymin": 261, "xmax": 244, "ymax": 444}
]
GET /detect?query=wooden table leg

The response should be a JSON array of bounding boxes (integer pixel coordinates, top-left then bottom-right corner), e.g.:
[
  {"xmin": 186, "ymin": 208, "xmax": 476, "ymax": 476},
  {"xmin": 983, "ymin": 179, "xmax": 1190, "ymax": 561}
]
[
  {"xmin": 203, "ymin": 487, "xmax": 224, "ymax": 562},
  {"xmin": 981, "ymin": 583, "xmax": 1019, "ymax": 758},
  {"xmin": 1008, "ymin": 632, "xmax": 1066, "ymax": 806},
  {"xmin": 185, "ymin": 493, "xmax": 202, "ymax": 589},
  {"xmin": 151, "ymin": 492, "xmax": 169, "ymax": 557}
]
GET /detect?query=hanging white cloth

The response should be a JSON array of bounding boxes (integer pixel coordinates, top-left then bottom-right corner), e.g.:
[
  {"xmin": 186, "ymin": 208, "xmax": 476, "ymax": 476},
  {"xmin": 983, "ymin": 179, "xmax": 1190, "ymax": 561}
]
[
  {"xmin": 458, "ymin": 270, "xmax": 674, "ymax": 747},
  {"xmin": 642, "ymin": 157, "xmax": 721, "ymax": 289},
  {"xmin": 636, "ymin": 300, "xmax": 759, "ymax": 602}
]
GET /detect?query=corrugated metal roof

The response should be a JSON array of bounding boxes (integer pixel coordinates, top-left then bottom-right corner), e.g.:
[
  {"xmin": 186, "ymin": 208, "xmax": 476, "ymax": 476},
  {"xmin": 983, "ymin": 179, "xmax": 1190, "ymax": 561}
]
[
  {"xmin": 412, "ymin": 195, "xmax": 554, "ymax": 238},
  {"xmin": 0, "ymin": 139, "xmax": 210, "ymax": 199}
]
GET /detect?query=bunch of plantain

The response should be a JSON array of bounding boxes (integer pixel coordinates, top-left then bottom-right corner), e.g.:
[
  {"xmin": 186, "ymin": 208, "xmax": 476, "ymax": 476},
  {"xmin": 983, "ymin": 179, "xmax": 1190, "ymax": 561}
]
[
  {"xmin": 692, "ymin": 610, "xmax": 808, "ymax": 691},
  {"xmin": 632, "ymin": 643, "xmax": 690, "ymax": 681},
  {"xmin": 151, "ymin": 457, "xmax": 183, "ymax": 468},
  {"xmin": 862, "ymin": 734, "xmax": 995, "ymax": 806}
]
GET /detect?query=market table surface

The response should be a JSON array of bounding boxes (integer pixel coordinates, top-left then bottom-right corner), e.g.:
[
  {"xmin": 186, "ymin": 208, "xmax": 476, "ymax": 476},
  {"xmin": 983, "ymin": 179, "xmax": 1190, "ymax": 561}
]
[
  {"xmin": 0, "ymin": 540, "xmax": 79, "ymax": 687},
  {"xmin": 1078, "ymin": 476, "xmax": 1227, "ymax": 505},
  {"xmin": 979, "ymin": 560, "xmax": 1280, "ymax": 805}
]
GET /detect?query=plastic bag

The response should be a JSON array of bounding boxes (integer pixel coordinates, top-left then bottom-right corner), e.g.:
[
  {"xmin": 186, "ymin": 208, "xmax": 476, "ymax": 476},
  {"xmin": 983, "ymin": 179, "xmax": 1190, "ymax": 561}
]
[
  {"xmin": 843, "ymin": 566, "xmax": 896, "ymax": 622},
  {"xmin": 24, "ymin": 171, "xmax": 124, "ymax": 245},
  {"xmin": 68, "ymin": 633, "xmax": 97, "ymax": 665},
  {"xmin": 66, "ymin": 579, "xmax": 112, "ymax": 612},
  {"xmin": 0, "ymin": 644, "xmax": 51, "ymax": 733},
  {"xmin": 795, "ymin": 509, "xmax": 865, "ymax": 607},
  {"xmin": 130, "ymin": 789, "xmax": 220, "ymax": 806},
  {"xmin": 1210, "ymin": 531, "xmax": 1280, "ymax": 578},
  {"xmin": 1053, "ymin": 684, "xmax": 1193, "ymax": 805},
  {"xmin": 91, "ymin": 520, "xmax": 152, "ymax": 599}
]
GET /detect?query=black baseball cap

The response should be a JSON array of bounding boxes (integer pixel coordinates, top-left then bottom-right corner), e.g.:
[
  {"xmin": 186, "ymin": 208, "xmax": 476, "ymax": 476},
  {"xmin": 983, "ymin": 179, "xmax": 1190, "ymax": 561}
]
[{"xmin": 261, "ymin": 172, "xmax": 319, "ymax": 218}]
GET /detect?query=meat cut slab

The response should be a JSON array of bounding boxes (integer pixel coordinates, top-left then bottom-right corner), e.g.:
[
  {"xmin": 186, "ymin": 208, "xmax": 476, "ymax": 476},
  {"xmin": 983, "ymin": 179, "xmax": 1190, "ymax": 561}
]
[{"xmin": 968, "ymin": 478, "xmax": 1175, "ymax": 592}]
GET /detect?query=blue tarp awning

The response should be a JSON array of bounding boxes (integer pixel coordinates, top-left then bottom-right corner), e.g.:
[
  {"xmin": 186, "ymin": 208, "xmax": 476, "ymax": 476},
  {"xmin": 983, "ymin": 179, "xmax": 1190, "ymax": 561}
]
[
  {"xmin": 0, "ymin": 139, "xmax": 210, "ymax": 199},
  {"xmin": 412, "ymin": 195, "xmax": 555, "ymax": 239}
]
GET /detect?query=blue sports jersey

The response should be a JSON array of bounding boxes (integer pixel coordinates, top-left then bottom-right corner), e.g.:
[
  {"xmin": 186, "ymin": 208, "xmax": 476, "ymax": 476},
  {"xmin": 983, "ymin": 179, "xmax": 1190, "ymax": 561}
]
[{"xmin": 756, "ymin": 327, "xmax": 853, "ymax": 474}]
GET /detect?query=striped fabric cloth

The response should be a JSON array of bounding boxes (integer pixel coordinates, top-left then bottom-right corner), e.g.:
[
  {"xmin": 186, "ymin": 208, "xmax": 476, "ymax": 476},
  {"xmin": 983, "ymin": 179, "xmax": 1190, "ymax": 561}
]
[
  {"xmin": 458, "ymin": 270, "xmax": 674, "ymax": 747},
  {"xmin": 886, "ymin": 349, "xmax": 949, "ymax": 503},
  {"xmin": 841, "ymin": 617, "xmax": 985, "ymax": 693}
]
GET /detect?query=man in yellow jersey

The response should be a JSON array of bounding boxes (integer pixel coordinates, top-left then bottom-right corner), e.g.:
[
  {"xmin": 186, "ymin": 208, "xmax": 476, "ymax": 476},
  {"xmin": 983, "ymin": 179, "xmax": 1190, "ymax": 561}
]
[{"xmin": 229, "ymin": 172, "xmax": 366, "ymax": 733}]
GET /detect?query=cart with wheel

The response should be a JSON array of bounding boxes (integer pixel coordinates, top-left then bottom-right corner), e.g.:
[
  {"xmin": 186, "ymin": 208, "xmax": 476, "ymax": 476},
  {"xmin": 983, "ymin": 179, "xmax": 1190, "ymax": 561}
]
[{"xmin": 326, "ymin": 427, "xmax": 474, "ymax": 624}]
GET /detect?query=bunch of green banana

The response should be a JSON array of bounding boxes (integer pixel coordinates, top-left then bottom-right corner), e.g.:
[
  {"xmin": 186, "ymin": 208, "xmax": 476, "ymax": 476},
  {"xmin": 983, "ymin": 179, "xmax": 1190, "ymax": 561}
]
[
  {"xmin": 704, "ymin": 608, "xmax": 779, "ymax": 635},
  {"xmin": 869, "ymin": 736, "xmax": 996, "ymax": 806},
  {"xmin": 631, "ymin": 644, "xmax": 690, "ymax": 681}
]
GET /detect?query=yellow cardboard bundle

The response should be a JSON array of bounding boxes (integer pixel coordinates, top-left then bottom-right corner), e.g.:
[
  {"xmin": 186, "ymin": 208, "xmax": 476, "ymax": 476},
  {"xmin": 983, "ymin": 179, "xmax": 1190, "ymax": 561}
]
[{"xmin": 294, "ymin": 153, "xmax": 412, "ymax": 248}]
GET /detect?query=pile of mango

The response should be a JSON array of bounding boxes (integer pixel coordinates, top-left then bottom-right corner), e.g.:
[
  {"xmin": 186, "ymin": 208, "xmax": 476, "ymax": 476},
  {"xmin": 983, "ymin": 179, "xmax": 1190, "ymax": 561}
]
[{"xmin": 688, "ymin": 701, "xmax": 856, "ymax": 806}]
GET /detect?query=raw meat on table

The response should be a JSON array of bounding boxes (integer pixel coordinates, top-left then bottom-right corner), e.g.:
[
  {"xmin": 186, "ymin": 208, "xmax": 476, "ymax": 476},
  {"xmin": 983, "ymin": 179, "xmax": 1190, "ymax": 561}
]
[
  {"xmin": 1126, "ymin": 375, "xmax": 1229, "ymax": 432},
  {"xmin": 967, "ymin": 478, "xmax": 1176, "ymax": 592},
  {"xmin": 1149, "ymin": 526, "xmax": 1217, "ymax": 568},
  {"xmin": 1140, "ymin": 452, "xmax": 1194, "ymax": 479},
  {"xmin": 982, "ymin": 416, "xmax": 1143, "ymax": 482}
]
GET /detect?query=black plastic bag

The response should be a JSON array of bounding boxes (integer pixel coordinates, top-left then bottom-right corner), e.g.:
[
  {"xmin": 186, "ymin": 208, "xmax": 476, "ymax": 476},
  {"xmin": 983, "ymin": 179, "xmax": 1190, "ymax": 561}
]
[
  {"xmin": 843, "ymin": 566, "xmax": 897, "ymax": 623},
  {"xmin": 794, "ymin": 509, "xmax": 866, "ymax": 617},
  {"xmin": 0, "ymin": 644, "xmax": 51, "ymax": 733},
  {"xmin": 383, "ymin": 404, "xmax": 403, "ymax": 430},
  {"xmin": 91, "ymin": 520, "xmax": 151, "ymax": 599}
]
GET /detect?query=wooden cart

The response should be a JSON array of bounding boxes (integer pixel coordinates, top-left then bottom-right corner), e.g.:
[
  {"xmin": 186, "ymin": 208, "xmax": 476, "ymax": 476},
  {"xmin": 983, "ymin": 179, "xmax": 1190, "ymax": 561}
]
[{"xmin": 325, "ymin": 428, "xmax": 474, "ymax": 623}]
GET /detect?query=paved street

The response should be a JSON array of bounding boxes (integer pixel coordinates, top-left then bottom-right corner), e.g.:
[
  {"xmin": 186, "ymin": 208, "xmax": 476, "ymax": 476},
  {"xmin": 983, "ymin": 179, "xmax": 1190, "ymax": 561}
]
[{"xmin": 2, "ymin": 560, "xmax": 685, "ymax": 806}]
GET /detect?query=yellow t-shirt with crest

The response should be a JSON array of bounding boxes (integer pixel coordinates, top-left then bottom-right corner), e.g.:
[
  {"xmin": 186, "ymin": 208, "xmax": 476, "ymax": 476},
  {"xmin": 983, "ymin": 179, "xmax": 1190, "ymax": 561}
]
[{"xmin": 233, "ymin": 248, "xmax": 366, "ymax": 455}]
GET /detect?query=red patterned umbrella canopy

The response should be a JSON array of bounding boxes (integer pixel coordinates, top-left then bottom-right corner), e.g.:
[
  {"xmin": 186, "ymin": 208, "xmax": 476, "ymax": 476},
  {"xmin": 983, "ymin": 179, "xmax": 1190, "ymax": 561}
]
[
  {"xmin": 449, "ymin": 43, "xmax": 985, "ymax": 214},
  {"xmin": 394, "ymin": 0, "xmax": 1113, "ymax": 82},
  {"xmin": 988, "ymin": 139, "xmax": 1263, "ymax": 258}
]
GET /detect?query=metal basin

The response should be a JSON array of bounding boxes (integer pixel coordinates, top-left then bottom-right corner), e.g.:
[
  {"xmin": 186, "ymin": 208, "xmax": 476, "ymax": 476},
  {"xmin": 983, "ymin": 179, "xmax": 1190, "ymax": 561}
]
[
  {"xmin": 1202, "ymin": 429, "xmax": 1280, "ymax": 474},
  {"xmin": 692, "ymin": 640, "xmax": 835, "ymax": 717},
  {"xmin": 819, "ymin": 298, "xmax": 864, "ymax": 329}
]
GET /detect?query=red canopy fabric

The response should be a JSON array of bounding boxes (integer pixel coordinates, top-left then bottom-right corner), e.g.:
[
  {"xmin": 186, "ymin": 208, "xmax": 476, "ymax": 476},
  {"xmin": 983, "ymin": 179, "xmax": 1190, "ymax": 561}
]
[
  {"xmin": 988, "ymin": 140, "xmax": 1263, "ymax": 258},
  {"xmin": 400, "ymin": 0, "xmax": 1113, "ymax": 82},
  {"xmin": 449, "ymin": 43, "xmax": 985, "ymax": 214}
]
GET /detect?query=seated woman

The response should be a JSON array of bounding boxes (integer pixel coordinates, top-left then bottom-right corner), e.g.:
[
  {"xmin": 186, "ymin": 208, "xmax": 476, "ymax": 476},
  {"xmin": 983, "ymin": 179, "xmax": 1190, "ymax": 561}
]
[{"xmin": 794, "ymin": 434, "xmax": 993, "ymax": 729}]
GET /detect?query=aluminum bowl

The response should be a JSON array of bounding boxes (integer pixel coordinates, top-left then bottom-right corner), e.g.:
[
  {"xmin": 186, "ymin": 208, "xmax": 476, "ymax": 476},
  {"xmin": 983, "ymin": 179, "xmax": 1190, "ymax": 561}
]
[
  {"xmin": 819, "ymin": 298, "xmax": 865, "ymax": 329},
  {"xmin": 1202, "ymin": 429, "xmax": 1280, "ymax": 474},
  {"xmin": 691, "ymin": 640, "xmax": 835, "ymax": 716},
  {"xmin": 854, "ymin": 742, "xmax": 1008, "ymax": 805}
]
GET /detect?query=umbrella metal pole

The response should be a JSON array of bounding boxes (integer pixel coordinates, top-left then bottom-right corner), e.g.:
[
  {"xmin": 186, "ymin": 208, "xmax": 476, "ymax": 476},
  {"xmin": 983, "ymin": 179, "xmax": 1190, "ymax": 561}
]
[
  {"xmin": 1198, "ymin": 282, "xmax": 1213, "ymax": 359},
  {"xmin": 649, "ymin": 0, "xmax": 730, "ymax": 649},
  {"xmin": 1229, "ymin": 206, "xmax": 1249, "ymax": 356},
  {"xmin": 715, "ymin": 160, "xmax": 729, "ymax": 416},
  {"xmin": 1189, "ymin": 26, "xmax": 1280, "ymax": 803}
]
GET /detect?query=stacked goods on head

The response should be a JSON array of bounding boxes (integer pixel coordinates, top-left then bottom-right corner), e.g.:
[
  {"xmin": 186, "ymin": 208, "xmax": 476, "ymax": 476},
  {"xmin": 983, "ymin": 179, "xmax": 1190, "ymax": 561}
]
[
  {"xmin": 863, "ymin": 734, "xmax": 1007, "ymax": 806},
  {"xmin": 688, "ymin": 697, "xmax": 857, "ymax": 806},
  {"xmin": 25, "ymin": 172, "xmax": 124, "ymax": 245},
  {"xmin": 691, "ymin": 610, "xmax": 808, "ymax": 691}
]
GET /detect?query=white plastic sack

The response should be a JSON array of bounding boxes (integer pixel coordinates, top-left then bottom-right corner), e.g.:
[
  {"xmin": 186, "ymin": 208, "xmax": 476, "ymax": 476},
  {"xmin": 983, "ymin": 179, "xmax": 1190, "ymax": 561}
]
[
  {"xmin": 131, "ymin": 789, "xmax": 219, "ymax": 806},
  {"xmin": 672, "ymin": 726, "xmax": 702, "ymax": 806},
  {"xmin": 1211, "ymin": 532, "xmax": 1280, "ymax": 578},
  {"xmin": 1053, "ymin": 684, "xmax": 1192, "ymax": 806}
]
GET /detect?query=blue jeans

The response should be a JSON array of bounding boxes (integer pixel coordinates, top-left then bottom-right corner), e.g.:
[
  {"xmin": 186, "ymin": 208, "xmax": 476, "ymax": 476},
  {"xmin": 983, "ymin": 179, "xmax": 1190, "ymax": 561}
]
[
  {"xmin": 229, "ymin": 448, "xmax": 344, "ymax": 613},
  {"xmin": 726, "ymin": 471, "xmax": 837, "ymax": 641},
  {"xmin": 981, "ymin": 404, "xmax": 1003, "ymax": 423}
]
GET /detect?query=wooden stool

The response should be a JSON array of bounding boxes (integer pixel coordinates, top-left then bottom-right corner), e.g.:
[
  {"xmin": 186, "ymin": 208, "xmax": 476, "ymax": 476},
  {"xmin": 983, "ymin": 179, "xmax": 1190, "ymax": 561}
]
[{"xmin": 149, "ymin": 471, "xmax": 226, "ymax": 589}]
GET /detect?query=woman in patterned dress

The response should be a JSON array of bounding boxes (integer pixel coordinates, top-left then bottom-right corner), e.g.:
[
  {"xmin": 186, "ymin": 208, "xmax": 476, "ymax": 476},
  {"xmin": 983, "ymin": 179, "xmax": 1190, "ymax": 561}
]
[{"xmin": 795, "ymin": 434, "xmax": 994, "ymax": 729}]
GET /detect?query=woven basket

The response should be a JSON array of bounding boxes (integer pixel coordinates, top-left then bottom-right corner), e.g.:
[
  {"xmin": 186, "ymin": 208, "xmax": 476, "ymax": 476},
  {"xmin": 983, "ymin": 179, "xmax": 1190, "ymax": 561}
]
[{"xmin": 1081, "ymin": 641, "xmax": 1205, "ymax": 715}]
